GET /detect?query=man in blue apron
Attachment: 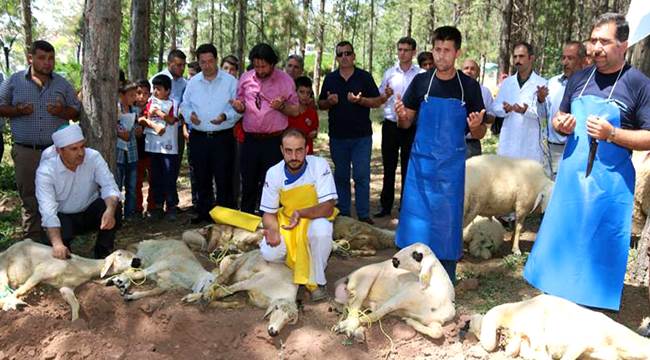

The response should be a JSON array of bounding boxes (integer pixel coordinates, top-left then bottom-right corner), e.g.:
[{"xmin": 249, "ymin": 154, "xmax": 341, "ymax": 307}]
[
  {"xmin": 394, "ymin": 26, "xmax": 487, "ymax": 283},
  {"xmin": 524, "ymin": 13, "xmax": 650, "ymax": 311}
]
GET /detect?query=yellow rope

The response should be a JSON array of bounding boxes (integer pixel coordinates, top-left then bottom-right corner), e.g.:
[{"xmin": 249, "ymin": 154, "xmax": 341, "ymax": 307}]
[
  {"xmin": 124, "ymin": 267, "xmax": 147, "ymax": 286},
  {"xmin": 208, "ymin": 236, "xmax": 236, "ymax": 266},
  {"xmin": 336, "ymin": 306, "xmax": 395, "ymax": 358},
  {"xmin": 206, "ymin": 282, "xmax": 233, "ymax": 301},
  {"xmin": 335, "ymin": 239, "xmax": 351, "ymax": 251}
]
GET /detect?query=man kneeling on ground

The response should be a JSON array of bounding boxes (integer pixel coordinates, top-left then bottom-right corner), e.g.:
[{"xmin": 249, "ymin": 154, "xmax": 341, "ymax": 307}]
[
  {"xmin": 259, "ymin": 128, "xmax": 338, "ymax": 301},
  {"xmin": 36, "ymin": 123, "xmax": 122, "ymax": 259}
]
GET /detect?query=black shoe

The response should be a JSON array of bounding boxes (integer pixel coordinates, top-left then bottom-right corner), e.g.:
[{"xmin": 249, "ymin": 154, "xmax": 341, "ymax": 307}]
[
  {"xmin": 359, "ymin": 217, "xmax": 375, "ymax": 225},
  {"xmin": 373, "ymin": 209, "xmax": 390, "ymax": 218}
]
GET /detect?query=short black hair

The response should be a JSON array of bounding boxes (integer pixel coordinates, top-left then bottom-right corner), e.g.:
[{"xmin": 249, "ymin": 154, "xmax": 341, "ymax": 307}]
[
  {"xmin": 167, "ymin": 49, "xmax": 187, "ymax": 62},
  {"xmin": 294, "ymin": 76, "xmax": 312, "ymax": 89},
  {"xmin": 30, "ymin": 40, "xmax": 55, "ymax": 55},
  {"xmin": 136, "ymin": 79, "xmax": 151, "ymax": 90},
  {"xmin": 513, "ymin": 41, "xmax": 534, "ymax": 56},
  {"xmin": 335, "ymin": 40, "xmax": 354, "ymax": 54},
  {"xmin": 565, "ymin": 40, "xmax": 587, "ymax": 58},
  {"xmin": 287, "ymin": 54, "xmax": 304, "ymax": 68},
  {"xmin": 397, "ymin": 36, "xmax": 417, "ymax": 50},
  {"xmin": 593, "ymin": 12, "xmax": 629, "ymax": 42},
  {"xmin": 221, "ymin": 55, "xmax": 239, "ymax": 69},
  {"xmin": 196, "ymin": 43, "xmax": 218, "ymax": 60},
  {"xmin": 432, "ymin": 26, "xmax": 462, "ymax": 50},
  {"xmin": 188, "ymin": 61, "xmax": 200, "ymax": 73},
  {"xmin": 248, "ymin": 43, "xmax": 279, "ymax": 66},
  {"xmin": 151, "ymin": 74, "xmax": 172, "ymax": 91},
  {"xmin": 417, "ymin": 51, "xmax": 433, "ymax": 66},
  {"xmin": 119, "ymin": 82, "xmax": 139, "ymax": 94},
  {"xmin": 282, "ymin": 127, "xmax": 307, "ymax": 143}
]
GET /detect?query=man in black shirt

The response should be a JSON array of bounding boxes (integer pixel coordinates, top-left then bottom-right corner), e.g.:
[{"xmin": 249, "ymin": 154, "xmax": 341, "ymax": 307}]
[{"xmin": 394, "ymin": 26, "xmax": 486, "ymax": 282}]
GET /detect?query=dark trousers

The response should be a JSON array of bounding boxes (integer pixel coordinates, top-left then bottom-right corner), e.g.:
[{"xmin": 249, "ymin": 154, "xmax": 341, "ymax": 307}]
[
  {"xmin": 189, "ymin": 130, "xmax": 236, "ymax": 219},
  {"xmin": 379, "ymin": 120, "xmax": 416, "ymax": 213},
  {"xmin": 150, "ymin": 153, "xmax": 180, "ymax": 210},
  {"xmin": 465, "ymin": 139, "xmax": 482, "ymax": 159},
  {"xmin": 240, "ymin": 134, "xmax": 283, "ymax": 214},
  {"xmin": 58, "ymin": 198, "xmax": 122, "ymax": 259},
  {"xmin": 439, "ymin": 259, "xmax": 457, "ymax": 285}
]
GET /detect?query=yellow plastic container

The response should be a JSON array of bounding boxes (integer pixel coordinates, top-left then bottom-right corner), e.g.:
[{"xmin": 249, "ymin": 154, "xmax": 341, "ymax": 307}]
[{"xmin": 209, "ymin": 206, "xmax": 262, "ymax": 232}]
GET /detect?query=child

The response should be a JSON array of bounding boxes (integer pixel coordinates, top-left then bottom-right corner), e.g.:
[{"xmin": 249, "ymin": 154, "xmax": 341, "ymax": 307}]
[
  {"xmin": 117, "ymin": 82, "xmax": 139, "ymax": 220},
  {"xmin": 133, "ymin": 79, "xmax": 155, "ymax": 217},
  {"xmin": 139, "ymin": 75, "xmax": 179, "ymax": 221},
  {"xmin": 288, "ymin": 76, "xmax": 319, "ymax": 154}
]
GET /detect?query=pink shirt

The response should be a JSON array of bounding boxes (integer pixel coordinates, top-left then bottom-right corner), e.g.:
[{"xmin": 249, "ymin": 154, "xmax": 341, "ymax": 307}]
[{"xmin": 237, "ymin": 68, "xmax": 298, "ymax": 134}]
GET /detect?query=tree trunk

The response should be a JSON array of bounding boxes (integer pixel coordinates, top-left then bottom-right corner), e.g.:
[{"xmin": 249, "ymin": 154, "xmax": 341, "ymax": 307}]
[
  {"xmin": 258, "ymin": 0, "xmax": 264, "ymax": 42},
  {"xmin": 566, "ymin": 0, "xmax": 576, "ymax": 41},
  {"xmin": 300, "ymin": 0, "xmax": 310, "ymax": 59},
  {"xmin": 428, "ymin": 0, "xmax": 436, "ymax": 47},
  {"xmin": 211, "ymin": 0, "xmax": 216, "ymax": 44},
  {"xmin": 368, "ymin": 0, "xmax": 374, "ymax": 74},
  {"xmin": 81, "ymin": 0, "xmax": 121, "ymax": 173},
  {"xmin": 231, "ymin": 0, "xmax": 237, "ymax": 54},
  {"xmin": 406, "ymin": 8, "xmax": 413, "ymax": 38},
  {"xmin": 313, "ymin": 0, "xmax": 325, "ymax": 94},
  {"xmin": 498, "ymin": 0, "xmax": 514, "ymax": 77},
  {"xmin": 158, "ymin": 0, "xmax": 167, "ymax": 72},
  {"xmin": 128, "ymin": 0, "xmax": 150, "ymax": 82},
  {"xmin": 631, "ymin": 214, "xmax": 650, "ymax": 285},
  {"xmin": 21, "ymin": 0, "xmax": 33, "ymax": 61},
  {"xmin": 351, "ymin": 0, "xmax": 360, "ymax": 44},
  {"xmin": 632, "ymin": 37, "xmax": 650, "ymax": 77},
  {"xmin": 190, "ymin": 1, "xmax": 198, "ymax": 61},
  {"xmin": 170, "ymin": 0, "xmax": 178, "ymax": 50},
  {"xmin": 237, "ymin": 0, "xmax": 247, "ymax": 75}
]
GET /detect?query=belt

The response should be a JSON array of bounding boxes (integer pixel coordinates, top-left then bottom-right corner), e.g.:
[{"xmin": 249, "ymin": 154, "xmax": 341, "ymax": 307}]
[
  {"xmin": 191, "ymin": 128, "xmax": 231, "ymax": 137},
  {"xmin": 14, "ymin": 142, "xmax": 51, "ymax": 151},
  {"xmin": 247, "ymin": 130, "xmax": 283, "ymax": 139}
]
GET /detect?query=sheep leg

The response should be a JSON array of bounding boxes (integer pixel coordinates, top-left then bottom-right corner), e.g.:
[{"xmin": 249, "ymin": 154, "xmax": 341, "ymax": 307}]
[
  {"xmin": 124, "ymin": 287, "xmax": 166, "ymax": 301},
  {"xmin": 12, "ymin": 273, "xmax": 44, "ymax": 297},
  {"xmin": 504, "ymin": 334, "xmax": 522, "ymax": 357},
  {"xmin": 211, "ymin": 273, "xmax": 265, "ymax": 299},
  {"xmin": 334, "ymin": 270, "xmax": 382, "ymax": 337},
  {"xmin": 59, "ymin": 287, "xmax": 80, "ymax": 321},
  {"xmin": 512, "ymin": 218, "xmax": 524, "ymax": 255},
  {"xmin": 403, "ymin": 317, "xmax": 444, "ymax": 339}
]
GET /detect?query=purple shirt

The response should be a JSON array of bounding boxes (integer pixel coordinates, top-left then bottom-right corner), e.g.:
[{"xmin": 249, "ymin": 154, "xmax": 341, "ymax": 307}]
[{"xmin": 237, "ymin": 68, "xmax": 298, "ymax": 134}]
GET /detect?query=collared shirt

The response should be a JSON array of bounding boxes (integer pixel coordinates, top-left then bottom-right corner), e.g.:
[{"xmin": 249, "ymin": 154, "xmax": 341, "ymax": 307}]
[
  {"xmin": 318, "ymin": 67, "xmax": 380, "ymax": 139},
  {"xmin": 546, "ymin": 73, "xmax": 568, "ymax": 144},
  {"xmin": 260, "ymin": 155, "xmax": 338, "ymax": 214},
  {"xmin": 0, "ymin": 68, "xmax": 80, "ymax": 145},
  {"xmin": 151, "ymin": 69, "xmax": 187, "ymax": 115},
  {"xmin": 180, "ymin": 70, "xmax": 240, "ymax": 132},
  {"xmin": 237, "ymin": 68, "xmax": 298, "ymax": 134},
  {"xmin": 116, "ymin": 110, "xmax": 138, "ymax": 164},
  {"xmin": 36, "ymin": 147, "xmax": 121, "ymax": 228},
  {"xmin": 379, "ymin": 62, "xmax": 422, "ymax": 121},
  {"xmin": 480, "ymin": 84, "xmax": 494, "ymax": 115}
]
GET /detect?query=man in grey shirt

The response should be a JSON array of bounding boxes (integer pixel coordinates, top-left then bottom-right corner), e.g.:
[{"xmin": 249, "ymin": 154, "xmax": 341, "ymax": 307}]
[{"xmin": 0, "ymin": 40, "xmax": 80, "ymax": 240}]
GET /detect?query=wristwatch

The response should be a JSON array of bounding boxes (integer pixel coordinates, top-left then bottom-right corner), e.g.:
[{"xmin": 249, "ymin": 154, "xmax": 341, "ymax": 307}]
[{"xmin": 606, "ymin": 127, "xmax": 617, "ymax": 143}]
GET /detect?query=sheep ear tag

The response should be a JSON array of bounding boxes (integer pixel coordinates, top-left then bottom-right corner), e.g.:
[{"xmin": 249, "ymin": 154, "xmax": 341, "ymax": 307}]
[{"xmin": 419, "ymin": 256, "xmax": 435, "ymax": 289}]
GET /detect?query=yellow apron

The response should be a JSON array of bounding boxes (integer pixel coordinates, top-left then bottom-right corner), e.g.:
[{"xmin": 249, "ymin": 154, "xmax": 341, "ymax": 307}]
[{"xmin": 278, "ymin": 184, "xmax": 338, "ymax": 290}]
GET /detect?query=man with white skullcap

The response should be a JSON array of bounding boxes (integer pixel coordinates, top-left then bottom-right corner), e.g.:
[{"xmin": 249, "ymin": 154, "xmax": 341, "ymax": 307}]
[{"xmin": 35, "ymin": 123, "xmax": 122, "ymax": 259}]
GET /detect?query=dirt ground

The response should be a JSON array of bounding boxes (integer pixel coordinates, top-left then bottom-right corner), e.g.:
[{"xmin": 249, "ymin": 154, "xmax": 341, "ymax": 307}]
[{"xmin": 1, "ymin": 141, "xmax": 649, "ymax": 359}]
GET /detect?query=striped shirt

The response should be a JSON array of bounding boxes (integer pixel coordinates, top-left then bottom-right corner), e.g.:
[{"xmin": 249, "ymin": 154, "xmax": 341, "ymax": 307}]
[{"xmin": 0, "ymin": 68, "xmax": 80, "ymax": 146}]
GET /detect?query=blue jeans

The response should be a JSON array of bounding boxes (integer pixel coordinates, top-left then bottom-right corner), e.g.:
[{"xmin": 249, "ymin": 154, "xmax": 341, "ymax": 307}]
[
  {"xmin": 150, "ymin": 153, "xmax": 180, "ymax": 210},
  {"xmin": 116, "ymin": 161, "xmax": 137, "ymax": 218},
  {"xmin": 329, "ymin": 136, "xmax": 372, "ymax": 218}
]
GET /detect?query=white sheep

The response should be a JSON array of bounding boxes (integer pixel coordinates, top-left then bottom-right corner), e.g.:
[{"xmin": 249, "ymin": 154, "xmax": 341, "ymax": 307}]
[
  {"xmin": 464, "ymin": 155, "xmax": 554, "ymax": 255},
  {"xmin": 463, "ymin": 216, "xmax": 505, "ymax": 259},
  {"xmin": 631, "ymin": 150, "xmax": 650, "ymax": 237}
]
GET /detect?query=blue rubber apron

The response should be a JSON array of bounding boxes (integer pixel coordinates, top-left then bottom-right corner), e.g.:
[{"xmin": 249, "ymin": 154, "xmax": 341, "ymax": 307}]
[
  {"xmin": 523, "ymin": 67, "xmax": 634, "ymax": 310},
  {"xmin": 396, "ymin": 70, "xmax": 467, "ymax": 261}
]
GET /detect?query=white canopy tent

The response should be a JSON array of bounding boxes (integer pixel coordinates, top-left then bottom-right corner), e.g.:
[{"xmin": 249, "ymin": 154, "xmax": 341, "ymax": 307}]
[{"xmin": 626, "ymin": 0, "xmax": 650, "ymax": 46}]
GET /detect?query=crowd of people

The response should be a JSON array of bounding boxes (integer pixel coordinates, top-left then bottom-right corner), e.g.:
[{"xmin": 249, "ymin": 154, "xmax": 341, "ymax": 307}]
[{"xmin": 0, "ymin": 11, "xmax": 649, "ymax": 310}]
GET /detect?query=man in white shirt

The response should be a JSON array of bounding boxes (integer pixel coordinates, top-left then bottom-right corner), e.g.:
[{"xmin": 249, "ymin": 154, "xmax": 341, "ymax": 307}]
[
  {"xmin": 492, "ymin": 42, "xmax": 548, "ymax": 164},
  {"xmin": 35, "ymin": 124, "xmax": 122, "ymax": 260},
  {"xmin": 462, "ymin": 59, "xmax": 495, "ymax": 157},
  {"xmin": 375, "ymin": 37, "xmax": 419, "ymax": 218},
  {"xmin": 259, "ymin": 129, "xmax": 338, "ymax": 302},
  {"xmin": 542, "ymin": 41, "xmax": 587, "ymax": 178},
  {"xmin": 181, "ymin": 43, "xmax": 240, "ymax": 224}
]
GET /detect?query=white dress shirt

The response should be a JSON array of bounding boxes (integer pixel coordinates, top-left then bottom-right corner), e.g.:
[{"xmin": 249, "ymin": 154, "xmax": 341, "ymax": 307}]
[
  {"xmin": 492, "ymin": 72, "xmax": 548, "ymax": 163},
  {"xmin": 545, "ymin": 73, "xmax": 568, "ymax": 144},
  {"xmin": 379, "ymin": 62, "xmax": 422, "ymax": 121},
  {"xmin": 481, "ymin": 84, "xmax": 494, "ymax": 115},
  {"xmin": 36, "ymin": 148, "xmax": 122, "ymax": 228},
  {"xmin": 180, "ymin": 70, "xmax": 241, "ymax": 132}
]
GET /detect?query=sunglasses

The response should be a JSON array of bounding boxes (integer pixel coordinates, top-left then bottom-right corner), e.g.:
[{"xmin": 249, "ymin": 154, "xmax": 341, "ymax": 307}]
[{"xmin": 336, "ymin": 51, "xmax": 354, "ymax": 58}]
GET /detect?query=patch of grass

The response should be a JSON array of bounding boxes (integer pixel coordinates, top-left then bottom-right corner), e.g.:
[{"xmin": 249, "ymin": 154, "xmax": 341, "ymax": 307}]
[
  {"xmin": 0, "ymin": 163, "xmax": 17, "ymax": 191},
  {"xmin": 502, "ymin": 252, "xmax": 529, "ymax": 271}
]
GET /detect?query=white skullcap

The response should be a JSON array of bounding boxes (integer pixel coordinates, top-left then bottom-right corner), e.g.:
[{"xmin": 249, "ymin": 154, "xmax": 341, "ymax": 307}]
[{"xmin": 52, "ymin": 123, "xmax": 84, "ymax": 148}]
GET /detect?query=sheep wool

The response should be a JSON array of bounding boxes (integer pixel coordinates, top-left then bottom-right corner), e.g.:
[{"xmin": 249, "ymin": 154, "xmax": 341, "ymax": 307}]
[{"xmin": 463, "ymin": 216, "xmax": 505, "ymax": 259}]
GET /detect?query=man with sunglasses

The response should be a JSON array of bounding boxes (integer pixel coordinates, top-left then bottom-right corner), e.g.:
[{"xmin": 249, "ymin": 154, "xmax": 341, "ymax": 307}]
[
  {"xmin": 232, "ymin": 43, "xmax": 300, "ymax": 215},
  {"xmin": 318, "ymin": 41, "xmax": 390, "ymax": 225}
]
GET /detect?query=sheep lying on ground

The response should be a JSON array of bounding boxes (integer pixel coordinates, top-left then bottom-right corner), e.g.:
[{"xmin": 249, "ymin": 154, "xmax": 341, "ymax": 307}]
[
  {"xmin": 464, "ymin": 155, "xmax": 554, "ymax": 255},
  {"xmin": 0, "ymin": 239, "xmax": 139, "ymax": 321},
  {"xmin": 183, "ymin": 215, "xmax": 396, "ymax": 257},
  {"xmin": 183, "ymin": 250, "xmax": 299, "ymax": 337},
  {"xmin": 107, "ymin": 239, "xmax": 216, "ymax": 301},
  {"xmin": 470, "ymin": 294, "xmax": 650, "ymax": 359},
  {"xmin": 333, "ymin": 243, "xmax": 455, "ymax": 342},
  {"xmin": 463, "ymin": 216, "xmax": 505, "ymax": 259}
]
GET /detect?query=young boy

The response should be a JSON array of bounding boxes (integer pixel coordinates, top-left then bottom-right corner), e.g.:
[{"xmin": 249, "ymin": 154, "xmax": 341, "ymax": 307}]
[
  {"xmin": 288, "ymin": 76, "xmax": 319, "ymax": 154},
  {"xmin": 134, "ymin": 79, "xmax": 155, "ymax": 217},
  {"xmin": 117, "ymin": 82, "xmax": 139, "ymax": 220},
  {"xmin": 139, "ymin": 75, "xmax": 179, "ymax": 221}
]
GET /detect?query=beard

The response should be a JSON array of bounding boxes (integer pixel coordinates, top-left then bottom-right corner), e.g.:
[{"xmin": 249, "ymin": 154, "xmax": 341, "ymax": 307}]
[{"xmin": 286, "ymin": 160, "xmax": 304, "ymax": 172}]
